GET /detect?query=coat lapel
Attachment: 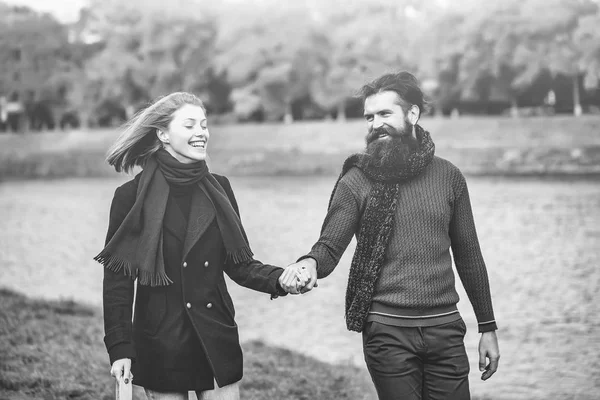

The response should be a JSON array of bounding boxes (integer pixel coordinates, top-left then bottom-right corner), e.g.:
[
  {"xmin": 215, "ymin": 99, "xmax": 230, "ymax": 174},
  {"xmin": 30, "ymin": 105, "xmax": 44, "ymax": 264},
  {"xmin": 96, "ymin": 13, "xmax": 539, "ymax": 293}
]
[{"xmin": 182, "ymin": 186, "xmax": 216, "ymax": 260}]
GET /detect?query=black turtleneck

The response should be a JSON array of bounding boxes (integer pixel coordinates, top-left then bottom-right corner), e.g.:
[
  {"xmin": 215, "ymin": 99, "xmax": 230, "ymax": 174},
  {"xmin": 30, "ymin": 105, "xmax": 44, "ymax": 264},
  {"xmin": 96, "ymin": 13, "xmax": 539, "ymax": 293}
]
[{"xmin": 168, "ymin": 182, "xmax": 194, "ymax": 218}]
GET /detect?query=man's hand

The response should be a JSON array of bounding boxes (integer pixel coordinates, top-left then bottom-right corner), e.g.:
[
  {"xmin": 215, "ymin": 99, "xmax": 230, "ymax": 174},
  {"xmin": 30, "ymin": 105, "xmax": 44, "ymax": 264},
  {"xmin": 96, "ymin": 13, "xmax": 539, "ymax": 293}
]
[
  {"xmin": 110, "ymin": 358, "xmax": 132, "ymax": 384},
  {"xmin": 478, "ymin": 331, "xmax": 500, "ymax": 381},
  {"xmin": 278, "ymin": 258, "xmax": 318, "ymax": 294},
  {"xmin": 297, "ymin": 258, "xmax": 318, "ymax": 293}
]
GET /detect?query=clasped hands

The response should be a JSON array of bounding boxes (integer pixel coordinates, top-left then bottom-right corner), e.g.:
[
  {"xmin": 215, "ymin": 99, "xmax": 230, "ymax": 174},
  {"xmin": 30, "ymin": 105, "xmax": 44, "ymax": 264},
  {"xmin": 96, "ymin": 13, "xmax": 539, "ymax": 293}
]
[{"xmin": 278, "ymin": 258, "xmax": 318, "ymax": 294}]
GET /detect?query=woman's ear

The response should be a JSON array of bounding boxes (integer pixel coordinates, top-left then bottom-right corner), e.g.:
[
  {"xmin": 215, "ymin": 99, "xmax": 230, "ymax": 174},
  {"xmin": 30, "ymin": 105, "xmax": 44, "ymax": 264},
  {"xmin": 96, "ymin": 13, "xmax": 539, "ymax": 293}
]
[{"xmin": 156, "ymin": 129, "xmax": 169, "ymax": 144}]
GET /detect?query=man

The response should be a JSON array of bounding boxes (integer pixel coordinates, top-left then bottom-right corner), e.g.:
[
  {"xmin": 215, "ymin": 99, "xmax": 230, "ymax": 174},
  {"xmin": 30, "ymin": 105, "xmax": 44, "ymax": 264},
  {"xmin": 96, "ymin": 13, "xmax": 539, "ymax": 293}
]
[{"xmin": 280, "ymin": 71, "xmax": 500, "ymax": 399}]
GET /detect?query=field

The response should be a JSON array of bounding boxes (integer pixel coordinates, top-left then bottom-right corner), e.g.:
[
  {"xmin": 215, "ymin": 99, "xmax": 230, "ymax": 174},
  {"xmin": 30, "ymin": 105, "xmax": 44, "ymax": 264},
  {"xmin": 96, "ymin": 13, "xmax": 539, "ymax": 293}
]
[
  {"xmin": 1, "ymin": 175, "xmax": 599, "ymax": 399},
  {"xmin": 1, "ymin": 115, "xmax": 600, "ymax": 180}
]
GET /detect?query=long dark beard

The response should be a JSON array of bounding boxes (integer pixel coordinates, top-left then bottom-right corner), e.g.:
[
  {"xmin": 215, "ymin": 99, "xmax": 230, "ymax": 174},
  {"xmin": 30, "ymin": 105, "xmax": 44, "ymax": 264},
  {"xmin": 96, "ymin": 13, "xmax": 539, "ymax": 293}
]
[{"xmin": 365, "ymin": 125, "xmax": 420, "ymax": 169}]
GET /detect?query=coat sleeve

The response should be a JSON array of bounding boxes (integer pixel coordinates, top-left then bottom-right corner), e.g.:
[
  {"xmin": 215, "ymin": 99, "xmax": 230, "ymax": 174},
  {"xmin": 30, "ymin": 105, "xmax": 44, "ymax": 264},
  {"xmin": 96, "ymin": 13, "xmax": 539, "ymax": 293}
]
[
  {"xmin": 216, "ymin": 175, "xmax": 287, "ymax": 298},
  {"xmin": 102, "ymin": 182, "xmax": 137, "ymax": 365}
]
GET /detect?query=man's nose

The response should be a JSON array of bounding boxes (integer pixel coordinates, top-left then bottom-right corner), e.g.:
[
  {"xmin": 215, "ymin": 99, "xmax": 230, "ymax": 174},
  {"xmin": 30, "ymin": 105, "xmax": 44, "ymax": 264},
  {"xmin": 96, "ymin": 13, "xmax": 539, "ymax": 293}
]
[{"xmin": 373, "ymin": 116, "xmax": 384, "ymax": 128}]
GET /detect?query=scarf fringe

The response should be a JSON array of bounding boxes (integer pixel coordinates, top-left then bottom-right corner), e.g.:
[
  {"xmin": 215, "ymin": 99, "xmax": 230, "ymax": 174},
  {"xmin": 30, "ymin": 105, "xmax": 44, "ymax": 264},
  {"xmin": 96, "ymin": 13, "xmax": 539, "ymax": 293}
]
[
  {"xmin": 93, "ymin": 250, "xmax": 173, "ymax": 287},
  {"xmin": 137, "ymin": 269, "xmax": 173, "ymax": 287},
  {"xmin": 227, "ymin": 247, "xmax": 254, "ymax": 265}
]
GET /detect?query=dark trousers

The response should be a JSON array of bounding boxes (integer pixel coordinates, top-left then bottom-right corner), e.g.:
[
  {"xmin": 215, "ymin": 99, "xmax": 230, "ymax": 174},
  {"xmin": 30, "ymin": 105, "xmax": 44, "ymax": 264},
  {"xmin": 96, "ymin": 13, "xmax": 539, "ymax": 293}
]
[{"xmin": 362, "ymin": 319, "xmax": 470, "ymax": 400}]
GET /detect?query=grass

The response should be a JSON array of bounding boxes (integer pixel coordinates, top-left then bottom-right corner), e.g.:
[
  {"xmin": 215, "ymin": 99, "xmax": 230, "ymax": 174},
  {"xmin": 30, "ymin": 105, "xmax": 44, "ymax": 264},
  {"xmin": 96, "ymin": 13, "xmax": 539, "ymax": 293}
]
[
  {"xmin": 0, "ymin": 288, "xmax": 375, "ymax": 400},
  {"xmin": 1, "ymin": 115, "xmax": 600, "ymax": 180}
]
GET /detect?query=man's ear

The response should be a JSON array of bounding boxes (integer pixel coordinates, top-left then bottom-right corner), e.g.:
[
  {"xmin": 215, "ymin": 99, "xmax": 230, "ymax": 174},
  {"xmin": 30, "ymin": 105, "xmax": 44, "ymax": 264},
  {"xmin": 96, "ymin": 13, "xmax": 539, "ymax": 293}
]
[
  {"xmin": 156, "ymin": 129, "xmax": 169, "ymax": 144},
  {"xmin": 408, "ymin": 105, "xmax": 420, "ymax": 126}
]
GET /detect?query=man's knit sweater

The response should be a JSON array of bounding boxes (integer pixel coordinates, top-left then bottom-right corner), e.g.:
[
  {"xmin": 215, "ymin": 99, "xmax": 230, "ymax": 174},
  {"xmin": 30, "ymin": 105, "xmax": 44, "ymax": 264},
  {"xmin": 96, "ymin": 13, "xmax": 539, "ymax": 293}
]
[{"xmin": 305, "ymin": 156, "xmax": 497, "ymax": 333}]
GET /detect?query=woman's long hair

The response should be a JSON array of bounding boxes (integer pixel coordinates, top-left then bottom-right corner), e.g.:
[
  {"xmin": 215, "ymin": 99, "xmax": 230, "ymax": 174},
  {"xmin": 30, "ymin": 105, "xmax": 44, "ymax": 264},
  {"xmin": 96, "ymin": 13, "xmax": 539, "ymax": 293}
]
[{"xmin": 106, "ymin": 92, "xmax": 206, "ymax": 173}]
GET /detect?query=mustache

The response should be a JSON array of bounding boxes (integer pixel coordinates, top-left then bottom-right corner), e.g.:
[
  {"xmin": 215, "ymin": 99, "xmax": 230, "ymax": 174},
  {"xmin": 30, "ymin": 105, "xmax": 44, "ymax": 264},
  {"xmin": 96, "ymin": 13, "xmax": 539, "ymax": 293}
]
[{"xmin": 366, "ymin": 126, "xmax": 396, "ymax": 145}]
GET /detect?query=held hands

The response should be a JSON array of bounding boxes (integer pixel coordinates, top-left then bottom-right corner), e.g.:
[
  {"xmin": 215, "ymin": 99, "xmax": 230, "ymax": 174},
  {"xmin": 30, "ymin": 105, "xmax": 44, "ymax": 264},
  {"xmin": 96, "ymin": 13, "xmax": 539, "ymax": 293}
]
[
  {"xmin": 111, "ymin": 358, "xmax": 133, "ymax": 384},
  {"xmin": 278, "ymin": 258, "xmax": 318, "ymax": 294}
]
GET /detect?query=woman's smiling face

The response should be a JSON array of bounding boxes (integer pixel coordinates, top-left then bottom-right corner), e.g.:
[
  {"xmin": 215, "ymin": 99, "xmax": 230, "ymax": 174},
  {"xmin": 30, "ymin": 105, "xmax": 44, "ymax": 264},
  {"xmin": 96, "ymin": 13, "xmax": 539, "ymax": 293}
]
[{"xmin": 158, "ymin": 103, "xmax": 209, "ymax": 163}]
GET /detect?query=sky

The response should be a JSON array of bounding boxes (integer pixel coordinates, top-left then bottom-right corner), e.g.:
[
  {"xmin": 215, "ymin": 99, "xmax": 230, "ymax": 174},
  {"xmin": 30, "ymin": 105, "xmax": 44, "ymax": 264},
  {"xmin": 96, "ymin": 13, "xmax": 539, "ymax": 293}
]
[
  {"xmin": 4, "ymin": 0, "xmax": 89, "ymax": 22},
  {"xmin": 2, "ymin": 0, "xmax": 257, "ymax": 22}
]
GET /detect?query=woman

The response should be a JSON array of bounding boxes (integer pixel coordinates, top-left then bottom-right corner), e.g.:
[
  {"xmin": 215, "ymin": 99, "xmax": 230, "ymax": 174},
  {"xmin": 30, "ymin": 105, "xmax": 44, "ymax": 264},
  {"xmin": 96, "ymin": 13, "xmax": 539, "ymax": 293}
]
[{"xmin": 95, "ymin": 92, "xmax": 303, "ymax": 400}]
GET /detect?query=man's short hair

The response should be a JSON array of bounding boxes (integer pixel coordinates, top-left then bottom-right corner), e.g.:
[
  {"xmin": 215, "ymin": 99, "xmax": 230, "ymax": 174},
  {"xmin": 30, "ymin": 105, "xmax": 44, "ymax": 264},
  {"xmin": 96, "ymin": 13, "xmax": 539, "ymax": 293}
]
[{"xmin": 356, "ymin": 71, "xmax": 426, "ymax": 115}]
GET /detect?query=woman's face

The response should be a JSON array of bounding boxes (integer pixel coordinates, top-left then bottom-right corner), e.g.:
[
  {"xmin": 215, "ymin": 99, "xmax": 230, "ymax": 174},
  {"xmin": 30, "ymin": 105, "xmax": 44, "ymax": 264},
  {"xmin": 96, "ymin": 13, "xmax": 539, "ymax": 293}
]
[{"xmin": 158, "ymin": 103, "xmax": 209, "ymax": 163}]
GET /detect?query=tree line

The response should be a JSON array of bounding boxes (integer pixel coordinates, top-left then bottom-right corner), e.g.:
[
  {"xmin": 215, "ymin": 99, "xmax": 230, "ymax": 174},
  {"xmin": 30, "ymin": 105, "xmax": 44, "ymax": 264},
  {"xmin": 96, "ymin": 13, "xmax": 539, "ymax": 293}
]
[{"xmin": 1, "ymin": 0, "xmax": 599, "ymax": 129}]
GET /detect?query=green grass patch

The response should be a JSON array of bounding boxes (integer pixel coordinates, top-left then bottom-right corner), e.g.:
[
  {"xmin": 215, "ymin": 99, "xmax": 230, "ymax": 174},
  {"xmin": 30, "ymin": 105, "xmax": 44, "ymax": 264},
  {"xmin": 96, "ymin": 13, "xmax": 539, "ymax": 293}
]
[
  {"xmin": 1, "ymin": 116, "xmax": 600, "ymax": 180},
  {"xmin": 0, "ymin": 288, "xmax": 375, "ymax": 400}
]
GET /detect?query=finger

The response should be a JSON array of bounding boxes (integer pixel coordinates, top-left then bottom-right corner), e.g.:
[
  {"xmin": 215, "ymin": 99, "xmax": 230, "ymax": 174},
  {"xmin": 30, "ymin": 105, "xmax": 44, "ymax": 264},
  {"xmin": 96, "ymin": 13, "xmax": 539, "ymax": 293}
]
[
  {"xmin": 123, "ymin": 363, "xmax": 131, "ymax": 384},
  {"xmin": 282, "ymin": 282, "xmax": 295, "ymax": 293},
  {"xmin": 300, "ymin": 285, "xmax": 312, "ymax": 294},
  {"xmin": 305, "ymin": 276, "xmax": 318, "ymax": 290},
  {"xmin": 295, "ymin": 273, "xmax": 308, "ymax": 287},
  {"xmin": 288, "ymin": 283, "xmax": 300, "ymax": 295},
  {"xmin": 481, "ymin": 366, "xmax": 494, "ymax": 381},
  {"xmin": 481, "ymin": 356, "xmax": 499, "ymax": 381},
  {"xmin": 280, "ymin": 269, "xmax": 295, "ymax": 285},
  {"xmin": 478, "ymin": 350, "xmax": 486, "ymax": 372},
  {"xmin": 298, "ymin": 267, "xmax": 311, "ymax": 281},
  {"xmin": 283, "ymin": 269, "xmax": 300, "ymax": 287},
  {"xmin": 282, "ymin": 275, "xmax": 299, "ymax": 293},
  {"xmin": 488, "ymin": 355, "xmax": 499, "ymax": 376},
  {"xmin": 282, "ymin": 275, "xmax": 295, "ymax": 289},
  {"xmin": 290, "ymin": 275, "xmax": 306, "ymax": 288},
  {"xmin": 112, "ymin": 364, "xmax": 123, "ymax": 379}
]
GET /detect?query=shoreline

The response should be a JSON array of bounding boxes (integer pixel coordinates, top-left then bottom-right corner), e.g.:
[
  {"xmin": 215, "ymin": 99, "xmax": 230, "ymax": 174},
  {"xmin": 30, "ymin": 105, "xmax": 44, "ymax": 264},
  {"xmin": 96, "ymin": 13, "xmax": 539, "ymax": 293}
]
[{"xmin": 2, "ymin": 168, "xmax": 600, "ymax": 182}]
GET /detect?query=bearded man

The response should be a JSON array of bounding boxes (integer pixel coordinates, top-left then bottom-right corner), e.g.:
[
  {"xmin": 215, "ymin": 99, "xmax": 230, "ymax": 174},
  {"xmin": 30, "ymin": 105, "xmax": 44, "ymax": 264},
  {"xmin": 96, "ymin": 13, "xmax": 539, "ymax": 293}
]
[{"xmin": 280, "ymin": 71, "xmax": 500, "ymax": 400}]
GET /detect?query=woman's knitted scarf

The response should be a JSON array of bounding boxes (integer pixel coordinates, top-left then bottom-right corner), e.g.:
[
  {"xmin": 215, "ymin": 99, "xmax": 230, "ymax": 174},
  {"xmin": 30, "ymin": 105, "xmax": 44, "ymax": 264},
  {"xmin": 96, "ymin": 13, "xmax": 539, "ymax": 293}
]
[
  {"xmin": 327, "ymin": 125, "xmax": 435, "ymax": 332},
  {"xmin": 94, "ymin": 149, "xmax": 253, "ymax": 286}
]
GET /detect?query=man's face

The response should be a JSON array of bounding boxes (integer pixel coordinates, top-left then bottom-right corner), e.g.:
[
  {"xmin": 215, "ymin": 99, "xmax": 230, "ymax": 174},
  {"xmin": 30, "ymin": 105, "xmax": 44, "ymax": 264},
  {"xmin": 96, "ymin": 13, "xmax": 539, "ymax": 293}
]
[
  {"xmin": 363, "ymin": 91, "xmax": 420, "ymax": 166},
  {"xmin": 363, "ymin": 91, "xmax": 409, "ymax": 144}
]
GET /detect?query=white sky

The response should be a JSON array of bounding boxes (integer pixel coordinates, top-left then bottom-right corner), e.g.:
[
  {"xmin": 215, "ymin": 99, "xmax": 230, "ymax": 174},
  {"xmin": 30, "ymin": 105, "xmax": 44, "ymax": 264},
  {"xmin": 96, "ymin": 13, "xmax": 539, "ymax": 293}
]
[
  {"xmin": 3, "ymin": 0, "xmax": 89, "ymax": 22},
  {"xmin": 2, "ymin": 0, "xmax": 261, "ymax": 22}
]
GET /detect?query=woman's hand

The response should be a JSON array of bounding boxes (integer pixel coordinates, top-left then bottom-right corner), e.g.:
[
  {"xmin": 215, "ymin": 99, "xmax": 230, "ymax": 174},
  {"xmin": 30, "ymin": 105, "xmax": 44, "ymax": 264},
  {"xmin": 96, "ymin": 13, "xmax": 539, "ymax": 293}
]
[{"xmin": 111, "ymin": 358, "xmax": 133, "ymax": 384}]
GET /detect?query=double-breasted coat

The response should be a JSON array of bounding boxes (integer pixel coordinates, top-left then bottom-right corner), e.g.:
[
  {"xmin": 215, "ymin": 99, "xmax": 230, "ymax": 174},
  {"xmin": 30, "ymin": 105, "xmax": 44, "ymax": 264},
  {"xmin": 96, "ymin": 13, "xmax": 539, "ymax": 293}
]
[{"xmin": 102, "ymin": 173, "xmax": 285, "ymax": 392}]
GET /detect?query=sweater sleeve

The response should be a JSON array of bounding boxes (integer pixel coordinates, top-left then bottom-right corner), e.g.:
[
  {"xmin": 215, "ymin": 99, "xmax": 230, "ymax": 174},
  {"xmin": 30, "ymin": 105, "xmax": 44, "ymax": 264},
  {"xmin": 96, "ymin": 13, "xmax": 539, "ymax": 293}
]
[
  {"xmin": 449, "ymin": 175, "xmax": 497, "ymax": 333},
  {"xmin": 102, "ymin": 184, "xmax": 137, "ymax": 365},
  {"xmin": 300, "ymin": 179, "xmax": 361, "ymax": 279},
  {"xmin": 217, "ymin": 175, "xmax": 286, "ymax": 298}
]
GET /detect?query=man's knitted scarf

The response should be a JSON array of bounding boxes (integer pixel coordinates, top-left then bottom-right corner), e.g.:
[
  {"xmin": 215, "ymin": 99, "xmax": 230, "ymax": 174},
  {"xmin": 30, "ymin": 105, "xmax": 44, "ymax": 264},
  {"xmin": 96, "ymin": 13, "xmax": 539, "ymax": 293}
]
[
  {"xmin": 94, "ymin": 149, "xmax": 253, "ymax": 286},
  {"xmin": 327, "ymin": 125, "xmax": 435, "ymax": 332}
]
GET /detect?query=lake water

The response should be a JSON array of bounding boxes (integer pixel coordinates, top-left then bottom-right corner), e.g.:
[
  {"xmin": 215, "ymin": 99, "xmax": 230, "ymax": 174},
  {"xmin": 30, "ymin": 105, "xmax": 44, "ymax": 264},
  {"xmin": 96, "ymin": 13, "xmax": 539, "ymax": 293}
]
[{"xmin": 1, "ymin": 175, "xmax": 599, "ymax": 400}]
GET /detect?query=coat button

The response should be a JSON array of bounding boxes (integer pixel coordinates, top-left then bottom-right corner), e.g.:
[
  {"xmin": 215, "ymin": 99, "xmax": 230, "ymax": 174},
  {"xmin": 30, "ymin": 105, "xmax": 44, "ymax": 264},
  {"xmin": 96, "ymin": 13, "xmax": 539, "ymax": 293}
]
[
  {"xmin": 206, "ymin": 303, "xmax": 213, "ymax": 309},
  {"xmin": 183, "ymin": 261, "xmax": 188, "ymax": 268},
  {"xmin": 186, "ymin": 302, "xmax": 192, "ymax": 309},
  {"xmin": 204, "ymin": 261, "xmax": 209, "ymax": 267}
]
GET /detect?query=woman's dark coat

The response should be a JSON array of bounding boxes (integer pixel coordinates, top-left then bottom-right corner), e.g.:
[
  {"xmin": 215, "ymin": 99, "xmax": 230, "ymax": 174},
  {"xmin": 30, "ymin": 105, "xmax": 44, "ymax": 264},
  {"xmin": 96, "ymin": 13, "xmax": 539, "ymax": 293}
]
[{"xmin": 102, "ymin": 173, "xmax": 285, "ymax": 392}]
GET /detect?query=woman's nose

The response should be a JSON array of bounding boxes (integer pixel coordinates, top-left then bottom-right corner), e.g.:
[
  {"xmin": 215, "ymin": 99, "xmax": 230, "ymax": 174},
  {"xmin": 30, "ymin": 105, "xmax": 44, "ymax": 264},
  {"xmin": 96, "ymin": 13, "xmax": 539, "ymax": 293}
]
[{"xmin": 193, "ymin": 130, "xmax": 208, "ymax": 138}]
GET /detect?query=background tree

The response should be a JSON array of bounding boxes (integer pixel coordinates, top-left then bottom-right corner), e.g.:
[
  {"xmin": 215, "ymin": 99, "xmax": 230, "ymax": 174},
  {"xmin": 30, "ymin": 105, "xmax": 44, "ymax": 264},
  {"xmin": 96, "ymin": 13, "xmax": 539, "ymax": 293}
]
[
  {"xmin": 510, "ymin": 0, "xmax": 599, "ymax": 116},
  {"xmin": 215, "ymin": 1, "xmax": 321, "ymax": 122},
  {"xmin": 0, "ymin": 3, "xmax": 72, "ymax": 127},
  {"xmin": 80, "ymin": 0, "xmax": 218, "ymax": 120}
]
